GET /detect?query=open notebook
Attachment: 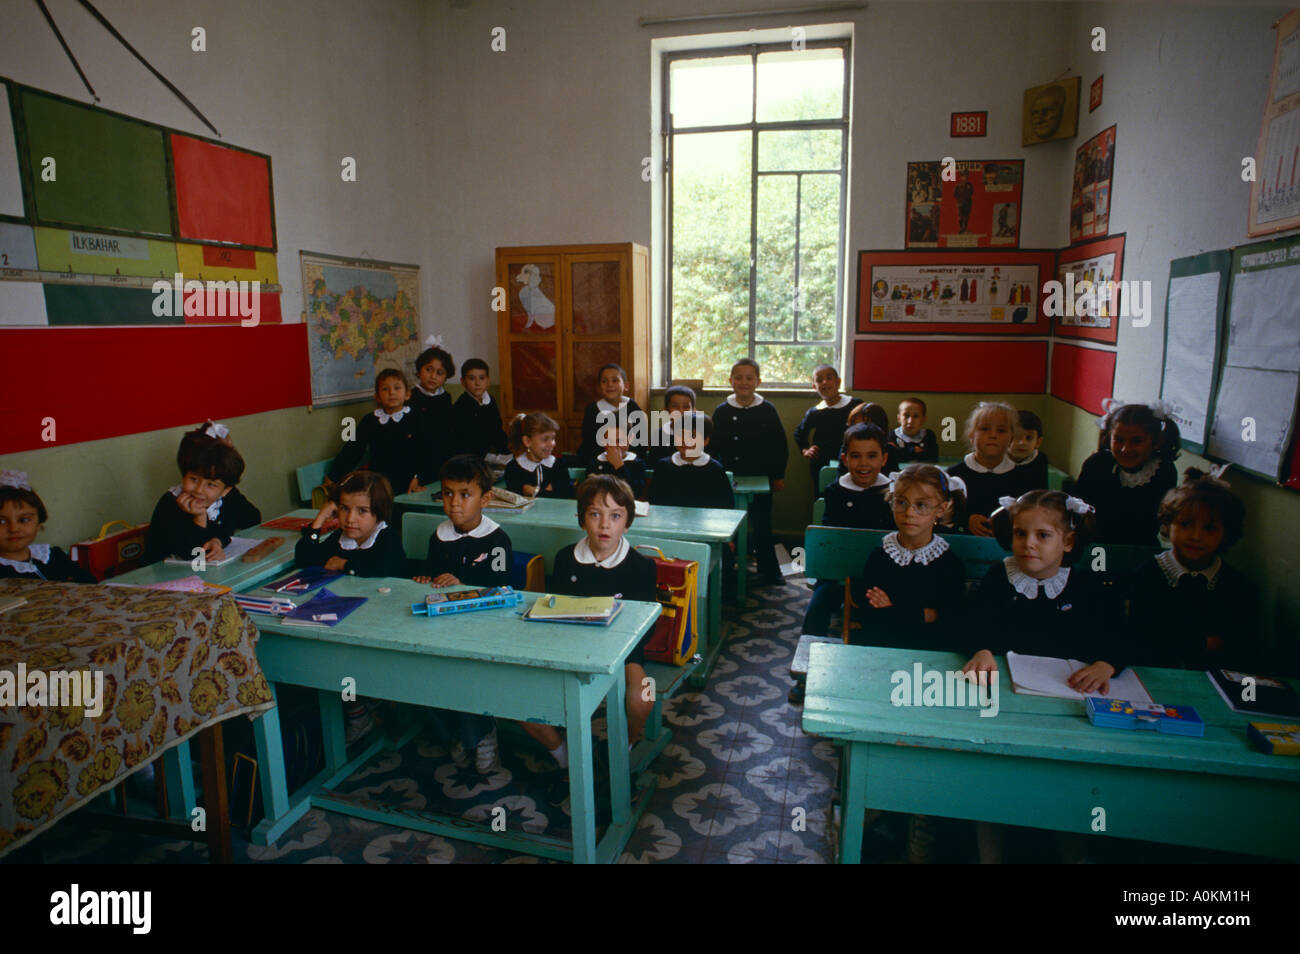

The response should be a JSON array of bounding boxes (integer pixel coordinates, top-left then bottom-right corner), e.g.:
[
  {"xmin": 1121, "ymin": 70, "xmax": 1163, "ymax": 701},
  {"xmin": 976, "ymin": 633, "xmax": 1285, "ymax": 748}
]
[
  {"xmin": 163, "ymin": 535, "xmax": 260, "ymax": 567},
  {"xmin": 1006, "ymin": 651, "xmax": 1152, "ymax": 703}
]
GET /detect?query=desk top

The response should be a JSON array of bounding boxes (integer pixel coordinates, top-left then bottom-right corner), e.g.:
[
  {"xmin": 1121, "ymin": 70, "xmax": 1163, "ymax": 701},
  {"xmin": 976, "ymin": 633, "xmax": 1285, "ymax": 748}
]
[
  {"xmin": 802, "ymin": 644, "xmax": 1300, "ymax": 783},
  {"xmin": 245, "ymin": 577, "xmax": 662, "ymax": 677},
  {"xmin": 111, "ymin": 516, "xmax": 304, "ymax": 591}
]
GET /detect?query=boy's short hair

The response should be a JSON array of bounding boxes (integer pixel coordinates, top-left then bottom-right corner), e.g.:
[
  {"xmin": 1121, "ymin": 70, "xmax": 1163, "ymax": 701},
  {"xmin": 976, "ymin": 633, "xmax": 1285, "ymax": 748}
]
[
  {"xmin": 731, "ymin": 357, "xmax": 760, "ymax": 377},
  {"xmin": 664, "ymin": 385, "xmax": 696, "ymax": 408},
  {"xmin": 0, "ymin": 485, "xmax": 48, "ymax": 524},
  {"xmin": 375, "ymin": 367, "xmax": 408, "ymax": 390},
  {"xmin": 812, "ymin": 364, "xmax": 838, "ymax": 379},
  {"xmin": 575, "ymin": 474, "xmax": 637, "ymax": 528},
  {"xmin": 333, "ymin": 470, "xmax": 394, "ymax": 522},
  {"xmin": 598, "ymin": 363, "xmax": 628, "ymax": 383},
  {"xmin": 417, "ymin": 345, "xmax": 455, "ymax": 378},
  {"xmin": 461, "ymin": 358, "xmax": 490, "ymax": 378},
  {"xmin": 187, "ymin": 438, "xmax": 245, "ymax": 486},
  {"xmin": 841, "ymin": 423, "xmax": 889, "ymax": 454},
  {"xmin": 1157, "ymin": 468, "xmax": 1246, "ymax": 549},
  {"xmin": 671, "ymin": 410, "xmax": 712, "ymax": 442},
  {"xmin": 440, "ymin": 454, "xmax": 494, "ymax": 494},
  {"xmin": 1017, "ymin": 409, "xmax": 1044, "ymax": 435},
  {"xmin": 900, "ymin": 396, "xmax": 928, "ymax": 416}
]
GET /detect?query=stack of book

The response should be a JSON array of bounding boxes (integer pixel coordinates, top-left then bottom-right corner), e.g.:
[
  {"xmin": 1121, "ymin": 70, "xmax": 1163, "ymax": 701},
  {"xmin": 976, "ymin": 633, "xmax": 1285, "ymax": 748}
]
[{"xmin": 523, "ymin": 594, "xmax": 623, "ymax": 626}]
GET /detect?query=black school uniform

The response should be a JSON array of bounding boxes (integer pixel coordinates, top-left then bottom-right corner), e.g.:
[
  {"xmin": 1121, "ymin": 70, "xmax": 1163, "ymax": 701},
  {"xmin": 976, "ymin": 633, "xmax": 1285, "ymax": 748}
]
[
  {"xmin": 648, "ymin": 452, "xmax": 733, "ymax": 510},
  {"xmin": 946, "ymin": 453, "xmax": 1034, "ymax": 521},
  {"xmin": 848, "ymin": 533, "xmax": 966, "ymax": 649},
  {"xmin": 968, "ymin": 558, "xmax": 1125, "ymax": 671},
  {"xmin": 578, "ymin": 398, "xmax": 648, "ymax": 466},
  {"xmin": 1074, "ymin": 452, "xmax": 1177, "ymax": 545},
  {"xmin": 0, "ymin": 544, "xmax": 94, "ymax": 583},
  {"xmin": 329, "ymin": 407, "xmax": 434, "ymax": 494},
  {"xmin": 294, "ymin": 522, "xmax": 407, "ymax": 577},
  {"xmin": 822, "ymin": 472, "xmax": 894, "ymax": 530},
  {"xmin": 1124, "ymin": 551, "xmax": 1262, "ymax": 671},
  {"xmin": 551, "ymin": 538, "xmax": 659, "ymax": 665},
  {"xmin": 1010, "ymin": 448, "xmax": 1050, "ymax": 492},
  {"xmin": 451, "ymin": 392, "xmax": 509, "ymax": 459},
  {"xmin": 409, "ymin": 385, "xmax": 455, "ymax": 476},
  {"xmin": 424, "ymin": 516, "xmax": 512, "ymax": 587},
  {"xmin": 143, "ymin": 487, "xmax": 258, "ymax": 565},
  {"xmin": 711, "ymin": 394, "xmax": 788, "ymax": 576},
  {"xmin": 885, "ymin": 427, "xmax": 939, "ymax": 474},
  {"xmin": 504, "ymin": 454, "xmax": 575, "ymax": 499},
  {"xmin": 589, "ymin": 451, "xmax": 648, "ymax": 499},
  {"xmin": 793, "ymin": 395, "xmax": 863, "ymax": 482}
]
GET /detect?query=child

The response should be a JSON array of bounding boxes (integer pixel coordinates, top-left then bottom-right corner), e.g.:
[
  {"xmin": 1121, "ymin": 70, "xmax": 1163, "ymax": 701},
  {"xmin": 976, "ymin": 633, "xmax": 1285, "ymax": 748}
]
[
  {"xmin": 504, "ymin": 412, "xmax": 575, "ymax": 499},
  {"xmin": 1008, "ymin": 409, "xmax": 1049, "ymax": 490},
  {"xmin": 408, "ymin": 338, "xmax": 456, "ymax": 477},
  {"xmin": 294, "ymin": 470, "xmax": 406, "ymax": 576},
  {"xmin": 144, "ymin": 435, "xmax": 261, "ymax": 565},
  {"xmin": 589, "ymin": 427, "xmax": 647, "ymax": 499},
  {"xmin": 413, "ymin": 454, "xmax": 511, "ymax": 773},
  {"xmin": 887, "ymin": 397, "xmax": 939, "ymax": 472},
  {"xmin": 530, "ymin": 475, "xmax": 659, "ymax": 767},
  {"xmin": 579, "ymin": 363, "xmax": 647, "ymax": 466},
  {"xmin": 793, "ymin": 364, "xmax": 862, "ymax": 484},
  {"xmin": 649, "ymin": 411, "xmax": 733, "ymax": 510},
  {"xmin": 659, "ymin": 384, "xmax": 696, "ymax": 452},
  {"xmin": 177, "ymin": 421, "xmax": 262, "ymax": 528},
  {"xmin": 837, "ymin": 402, "xmax": 894, "ymax": 477},
  {"xmin": 946, "ymin": 402, "xmax": 1032, "ymax": 537},
  {"xmin": 0, "ymin": 471, "xmax": 94, "ymax": 582},
  {"xmin": 712, "ymin": 358, "xmax": 788, "ymax": 585},
  {"xmin": 328, "ymin": 368, "xmax": 435, "ymax": 496},
  {"xmin": 451, "ymin": 358, "xmax": 511, "ymax": 464},
  {"xmin": 821, "ymin": 424, "xmax": 894, "ymax": 531},
  {"xmin": 1074, "ymin": 401, "xmax": 1180, "ymax": 545},
  {"xmin": 1125, "ymin": 469, "xmax": 1260, "ymax": 671}
]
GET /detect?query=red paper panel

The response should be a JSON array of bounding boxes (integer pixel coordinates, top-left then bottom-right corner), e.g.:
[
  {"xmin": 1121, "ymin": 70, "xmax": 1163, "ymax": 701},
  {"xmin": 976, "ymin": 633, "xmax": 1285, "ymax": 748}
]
[
  {"xmin": 0, "ymin": 324, "xmax": 309, "ymax": 453},
  {"xmin": 181, "ymin": 290, "xmax": 282, "ymax": 325},
  {"xmin": 1050, "ymin": 342, "xmax": 1116, "ymax": 414},
  {"xmin": 203, "ymin": 245, "xmax": 257, "ymax": 269},
  {"xmin": 852, "ymin": 339, "xmax": 1047, "ymax": 392},
  {"xmin": 171, "ymin": 134, "xmax": 274, "ymax": 248}
]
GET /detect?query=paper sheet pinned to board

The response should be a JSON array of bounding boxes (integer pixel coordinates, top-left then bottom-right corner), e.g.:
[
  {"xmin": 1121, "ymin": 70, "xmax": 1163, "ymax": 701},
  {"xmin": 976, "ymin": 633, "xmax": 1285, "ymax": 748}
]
[
  {"xmin": 1161, "ymin": 271, "xmax": 1220, "ymax": 445},
  {"xmin": 1224, "ymin": 266, "xmax": 1300, "ymax": 372},
  {"xmin": 1207, "ymin": 365, "xmax": 1299, "ymax": 478}
]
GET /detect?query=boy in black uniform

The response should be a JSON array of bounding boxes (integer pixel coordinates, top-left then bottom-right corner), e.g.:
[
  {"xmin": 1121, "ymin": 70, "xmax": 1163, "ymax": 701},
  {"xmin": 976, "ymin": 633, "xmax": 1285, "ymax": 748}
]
[
  {"xmin": 793, "ymin": 364, "xmax": 861, "ymax": 485},
  {"xmin": 451, "ymin": 358, "xmax": 511, "ymax": 464},
  {"xmin": 1009, "ymin": 409, "xmax": 1050, "ymax": 491},
  {"xmin": 887, "ymin": 397, "xmax": 940, "ymax": 473},
  {"xmin": 328, "ymin": 369, "xmax": 436, "ymax": 495},
  {"xmin": 649, "ymin": 411, "xmax": 733, "ymax": 511},
  {"xmin": 408, "ymin": 340, "xmax": 456, "ymax": 478}
]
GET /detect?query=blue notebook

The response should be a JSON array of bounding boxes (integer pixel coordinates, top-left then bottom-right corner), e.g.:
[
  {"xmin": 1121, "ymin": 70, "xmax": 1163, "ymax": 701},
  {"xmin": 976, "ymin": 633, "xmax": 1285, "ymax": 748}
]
[
  {"xmin": 283, "ymin": 588, "xmax": 366, "ymax": 627},
  {"xmin": 267, "ymin": 566, "xmax": 342, "ymax": 595}
]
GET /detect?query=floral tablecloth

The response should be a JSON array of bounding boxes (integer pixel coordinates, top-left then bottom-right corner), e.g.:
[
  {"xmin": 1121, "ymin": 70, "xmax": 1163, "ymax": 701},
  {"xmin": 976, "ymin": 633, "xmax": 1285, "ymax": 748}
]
[{"xmin": 0, "ymin": 579, "xmax": 274, "ymax": 857}]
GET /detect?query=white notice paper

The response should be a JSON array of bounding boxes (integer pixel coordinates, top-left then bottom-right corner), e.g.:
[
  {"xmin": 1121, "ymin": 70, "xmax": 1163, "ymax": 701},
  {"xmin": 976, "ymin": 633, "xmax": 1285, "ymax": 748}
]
[{"xmin": 1162, "ymin": 271, "xmax": 1221, "ymax": 445}]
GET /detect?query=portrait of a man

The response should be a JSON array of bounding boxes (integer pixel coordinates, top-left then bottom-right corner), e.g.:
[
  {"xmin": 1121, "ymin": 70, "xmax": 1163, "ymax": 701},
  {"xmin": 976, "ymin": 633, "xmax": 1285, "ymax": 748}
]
[{"xmin": 1022, "ymin": 77, "xmax": 1080, "ymax": 145}]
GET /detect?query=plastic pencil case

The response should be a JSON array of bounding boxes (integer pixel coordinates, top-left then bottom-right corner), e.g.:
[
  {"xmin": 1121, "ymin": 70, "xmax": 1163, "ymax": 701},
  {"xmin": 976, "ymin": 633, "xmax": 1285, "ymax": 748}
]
[
  {"xmin": 411, "ymin": 586, "xmax": 522, "ymax": 616},
  {"xmin": 1085, "ymin": 697, "xmax": 1204, "ymax": 737}
]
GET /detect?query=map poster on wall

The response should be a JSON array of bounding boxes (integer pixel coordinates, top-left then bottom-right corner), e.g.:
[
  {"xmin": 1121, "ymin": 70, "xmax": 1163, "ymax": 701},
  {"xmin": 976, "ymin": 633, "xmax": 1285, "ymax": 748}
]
[
  {"xmin": 1069, "ymin": 125, "xmax": 1116, "ymax": 243},
  {"xmin": 301, "ymin": 251, "xmax": 421, "ymax": 406},
  {"xmin": 856, "ymin": 249, "xmax": 1054, "ymax": 335},
  {"xmin": 1249, "ymin": 9, "xmax": 1300, "ymax": 236},
  {"xmin": 905, "ymin": 160, "xmax": 1023, "ymax": 248},
  {"xmin": 1052, "ymin": 233, "xmax": 1125, "ymax": 344}
]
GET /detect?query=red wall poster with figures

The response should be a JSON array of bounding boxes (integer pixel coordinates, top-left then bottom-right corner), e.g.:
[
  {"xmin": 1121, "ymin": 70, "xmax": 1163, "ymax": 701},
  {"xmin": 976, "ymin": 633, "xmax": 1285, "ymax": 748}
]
[{"xmin": 905, "ymin": 159, "xmax": 1024, "ymax": 248}]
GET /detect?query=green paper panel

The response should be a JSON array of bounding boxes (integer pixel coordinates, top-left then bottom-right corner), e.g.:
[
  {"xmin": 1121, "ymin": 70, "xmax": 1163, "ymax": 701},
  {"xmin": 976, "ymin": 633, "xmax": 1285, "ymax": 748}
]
[
  {"xmin": 0, "ymin": 83, "xmax": 24, "ymax": 216},
  {"xmin": 34, "ymin": 226, "xmax": 178, "ymax": 277},
  {"xmin": 20, "ymin": 90, "xmax": 172, "ymax": 237},
  {"xmin": 43, "ymin": 283, "xmax": 178, "ymax": 326}
]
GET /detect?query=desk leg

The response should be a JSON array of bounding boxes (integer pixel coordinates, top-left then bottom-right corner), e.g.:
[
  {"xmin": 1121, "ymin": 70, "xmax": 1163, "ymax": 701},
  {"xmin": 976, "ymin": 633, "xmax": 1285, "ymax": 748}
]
[
  {"xmin": 162, "ymin": 739, "xmax": 195, "ymax": 822},
  {"xmin": 689, "ymin": 557, "xmax": 725, "ymax": 689},
  {"xmin": 838, "ymin": 742, "xmax": 868, "ymax": 865},
  {"xmin": 606, "ymin": 674, "xmax": 631, "ymax": 830},
  {"xmin": 564, "ymin": 678, "xmax": 597, "ymax": 864},
  {"xmin": 318, "ymin": 689, "xmax": 346, "ymax": 773},
  {"xmin": 252, "ymin": 683, "xmax": 291, "ymax": 831},
  {"xmin": 734, "ymin": 501, "xmax": 749, "ymax": 601},
  {"xmin": 197, "ymin": 723, "xmax": 232, "ymax": 864}
]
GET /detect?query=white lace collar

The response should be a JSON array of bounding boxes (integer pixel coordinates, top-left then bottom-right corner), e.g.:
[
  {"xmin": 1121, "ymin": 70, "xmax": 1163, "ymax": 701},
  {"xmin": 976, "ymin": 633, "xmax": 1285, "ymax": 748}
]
[
  {"xmin": 596, "ymin": 397, "xmax": 629, "ymax": 415},
  {"xmin": 837, "ymin": 471, "xmax": 890, "ymax": 492},
  {"xmin": 1004, "ymin": 556, "xmax": 1069, "ymax": 599},
  {"xmin": 339, "ymin": 520, "xmax": 388, "ymax": 550},
  {"xmin": 882, "ymin": 531, "xmax": 948, "ymax": 566},
  {"xmin": 1011, "ymin": 449, "xmax": 1039, "ymax": 466},
  {"xmin": 671, "ymin": 451, "xmax": 712, "ymax": 467},
  {"xmin": 375, "ymin": 406, "xmax": 410, "ymax": 424},
  {"xmin": 964, "ymin": 452, "xmax": 1016, "ymax": 475},
  {"xmin": 894, "ymin": 426, "xmax": 923, "ymax": 445},
  {"xmin": 1115, "ymin": 455, "xmax": 1160, "ymax": 488},
  {"xmin": 415, "ymin": 385, "xmax": 445, "ymax": 398},
  {"xmin": 815, "ymin": 394, "xmax": 851, "ymax": 411},
  {"xmin": 435, "ymin": 515, "xmax": 500, "ymax": 541},
  {"xmin": 0, "ymin": 543, "xmax": 51, "ymax": 573},
  {"xmin": 170, "ymin": 486, "xmax": 225, "ymax": 521},
  {"xmin": 726, "ymin": 393, "xmax": 765, "ymax": 408},
  {"xmin": 574, "ymin": 536, "xmax": 629, "ymax": 568},
  {"xmin": 596, "ymin": 450, "xmax": 637, "ymax": 463},
  {"xmin": 1155, "ymin": 549, "xmax": 1221, "ymax": 591},
  {"xmin": 515, "ymin": 453, "xmax": 557, "ymax": 470}
]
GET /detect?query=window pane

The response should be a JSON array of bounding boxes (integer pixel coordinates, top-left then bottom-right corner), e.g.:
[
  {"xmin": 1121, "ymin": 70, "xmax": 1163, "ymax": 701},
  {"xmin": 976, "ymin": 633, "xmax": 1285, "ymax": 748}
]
[
  {"xmin": 669, "ymin": 56, "xmax": 752, "ymax": 127},
  {"xmin": 756, "ymin": 49, "xmax": 844, "ymax": 122},
  {"xmin": 798, "ymin": 173, "xmax": 840, "ymax": 341},
  {"xmin": 671, "ymin": 131, "xmax": 751, "ymax": 388},
  {"xmin": 756, "ymin": 174, "xmax": 796, "ymax": 341},
  {"xmin": 758, "ymin": 129, "xmax": 841, "ymax": 171},
  {"xmin": 755, "ymin": 343, "xmax": 835, "ymax": 386}
]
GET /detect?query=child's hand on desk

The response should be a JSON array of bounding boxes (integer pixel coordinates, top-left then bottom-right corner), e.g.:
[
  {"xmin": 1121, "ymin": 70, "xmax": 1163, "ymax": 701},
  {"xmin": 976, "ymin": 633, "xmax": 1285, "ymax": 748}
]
[
  {"xmin": 408, "ymin": 477, "xmax": 424, "ymax": 493},
  {"xmin": 772, "ymin": 479, "xmax": 785, "ymax": 492},
  {"xmin": 968, "ymin": 514, "xmax": 994, "ymax": 536},
  {"xmin": 324, "ymin": 556, "xmax": 348, "ymax": 572},
  {"xmin": 522, "ymin": 484, "xmax": 537, "ymax": 497},
  {"xmin": 865, "ymin": 586, "xmax": 893, "ymax": 608},
  {"xmin": 1067, "ymin": 661, "xmax": 1114, "ymax": 695},
  {"xmin": 922, "ymin": 608, "xmax": 937, "ymax": 623},
  {"xmin": 962, "ymin": 650, "xmax": 998, "ymax": 678},
  {"xmin": 312, "ymin": 501, "xmax": 338, "ymax": 528},
  {"xmin": 202, "ymin": 538, "xmax": 225, "ymax": 562},
  {"xmin": 431, "ymin": 573, "xmax": 459, "ymax": 586},
  {"xmin": 801, "ymin": 446, "xmax": 819, "ymax": 459}
]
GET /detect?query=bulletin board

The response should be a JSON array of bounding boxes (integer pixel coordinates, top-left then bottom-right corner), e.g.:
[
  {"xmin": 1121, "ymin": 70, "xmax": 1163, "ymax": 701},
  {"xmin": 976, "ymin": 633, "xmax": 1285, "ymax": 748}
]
[
  {"xmin": 1050, "ymin": 342, "xmax": 1116, "ymax": 414},
  {"xmin": 856, "ymin": 248, "xmax": 1055, "ymax": 335},
  {"xmin": 904, "ymin": 160, "xmax": 1024, "ymax": 248},
  {"xmin": 1052, "ymin": 233, "xmax": 1125, "ymax": 344},
  {"xmin": 1159, "ymin": 250, "xmax": 1231, "ymax": 454}
]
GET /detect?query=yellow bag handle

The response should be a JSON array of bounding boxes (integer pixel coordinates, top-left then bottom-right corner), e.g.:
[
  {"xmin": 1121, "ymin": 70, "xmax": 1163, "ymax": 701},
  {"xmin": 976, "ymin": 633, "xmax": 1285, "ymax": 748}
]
[
  {"xmin": 95, "ymin": 520, "xmax": 138, "ymax": 540},
  {"xmin": 634, "ymin": 544, "xmax": 666, "ymax": 560}
]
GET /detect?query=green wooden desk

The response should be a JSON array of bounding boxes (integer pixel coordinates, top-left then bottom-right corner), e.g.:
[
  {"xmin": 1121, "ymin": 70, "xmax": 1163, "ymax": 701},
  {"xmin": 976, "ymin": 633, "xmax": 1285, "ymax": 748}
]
[
  {"xmin": 243, "ymin": 577, "xmax": 661, "ymax": 863},
  {"xmin": 393, "ymin": 492, "xmax": 745, "ymax": 685},
  {"xmin": 803, "ymin": 644, "xmax": 1300, "ymax": 863}
]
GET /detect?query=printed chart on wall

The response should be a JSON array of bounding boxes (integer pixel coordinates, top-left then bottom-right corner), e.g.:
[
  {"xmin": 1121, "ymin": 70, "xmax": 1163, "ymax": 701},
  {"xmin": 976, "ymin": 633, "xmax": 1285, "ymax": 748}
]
[
  {"xmin": 1052, "ymin": 233, "xmax": 1125, "ymax": 344},
  {"xmin": 1206, "ymin": 235, "xmax": 1300, "ymax": 482},
  {"xmin": 1160, "ymin": 251, "xmax": 1230, "ymax": 454},
  {"xmin": 1069, "ymin": 125, "xmax": 1115, "ymax": 243},
  {"xmin": 1249, "ymin": 9, "xmax": 1300, "ymax": 236},
  {"xmin": 905, "ymin": 160, "xmax": 1023, "ymax": 248},
  {"xmin": 301, "ymin": 251, "xmax": 420, "ymax": 406}
]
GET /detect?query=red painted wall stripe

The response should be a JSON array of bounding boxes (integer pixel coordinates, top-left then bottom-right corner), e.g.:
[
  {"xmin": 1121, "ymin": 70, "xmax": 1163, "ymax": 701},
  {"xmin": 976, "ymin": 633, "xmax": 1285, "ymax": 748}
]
[
  {"xmin": 1050, "ymin": 342, "xmax": 1116, "ymax": 414},
  {"xmin": 853, "ymin": 339, "xmax": 1047, "ymax": 392}
]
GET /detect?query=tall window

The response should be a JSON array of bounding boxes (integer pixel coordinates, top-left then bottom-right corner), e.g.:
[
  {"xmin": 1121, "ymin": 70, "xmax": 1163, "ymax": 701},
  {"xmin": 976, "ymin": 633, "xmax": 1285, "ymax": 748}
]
[{"xmin": 664, "ymin": 41, "xmax": 849, "ymax": 387}]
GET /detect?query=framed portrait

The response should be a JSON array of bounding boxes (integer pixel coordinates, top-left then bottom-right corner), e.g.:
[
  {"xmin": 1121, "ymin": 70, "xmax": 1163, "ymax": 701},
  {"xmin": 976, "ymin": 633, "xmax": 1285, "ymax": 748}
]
[{"xmin": 1022, "ymin": 77, "xmax": 1081, "ymax": 146}]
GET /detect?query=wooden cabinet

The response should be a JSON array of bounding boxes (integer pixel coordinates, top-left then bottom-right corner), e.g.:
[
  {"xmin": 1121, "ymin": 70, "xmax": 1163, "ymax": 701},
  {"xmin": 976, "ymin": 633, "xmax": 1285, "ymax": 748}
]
[{"xmin": 495, "ymin": 243, "xmax": 650, "ymax": 455}]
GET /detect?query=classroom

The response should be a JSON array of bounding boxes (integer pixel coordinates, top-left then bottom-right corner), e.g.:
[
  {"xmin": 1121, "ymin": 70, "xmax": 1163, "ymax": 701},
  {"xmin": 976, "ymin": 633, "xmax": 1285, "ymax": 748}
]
[{"xmin": 1, "ymin": 0, "xmax": 1298, "ymax": 874}]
